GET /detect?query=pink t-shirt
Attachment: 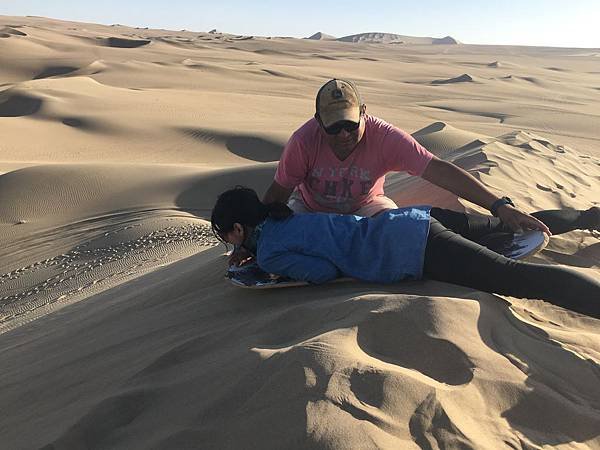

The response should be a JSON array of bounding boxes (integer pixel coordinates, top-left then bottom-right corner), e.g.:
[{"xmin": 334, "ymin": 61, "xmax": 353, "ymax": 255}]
[{"xmin": 275, "ymin": 115, "xmax": 434, "ymax": 213}]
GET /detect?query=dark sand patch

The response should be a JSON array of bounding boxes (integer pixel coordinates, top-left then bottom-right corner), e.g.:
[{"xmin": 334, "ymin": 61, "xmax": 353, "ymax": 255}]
[
  {"xmin": 0, "ymin": 93, "xmax": 43, "ymax": 117},
  {"xmin": 0, "ymin": 27, "xmax": 27, "ymax": 38},
  {"xmin": 101, "ymin": 37, "xmax": 151, "ymax": 48},
  {"xmin": 432, "ymin": 74, "xmax": 475, "ymax": 85},
  {"xmin": 179, "ymin": 127, "xmax": 284, "ymax": 162},
  {"xmin": 33, "ymin": 66, "xmax": 80, "ymax": 80}
]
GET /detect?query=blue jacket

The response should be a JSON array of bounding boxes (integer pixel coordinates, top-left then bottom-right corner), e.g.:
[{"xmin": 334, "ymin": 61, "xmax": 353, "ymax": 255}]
[{"xmin": 256, "ymin": 207, "xmax": 431, "ymax": 284}]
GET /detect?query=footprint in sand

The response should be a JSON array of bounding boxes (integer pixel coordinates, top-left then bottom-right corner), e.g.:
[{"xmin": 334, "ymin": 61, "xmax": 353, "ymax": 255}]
[
  {"xmin": 409, "ymin": 392, "xmax": 470, "ymax": 448},
  {"xmin": 356, "ymin": 307, "xmax": 474, "ymax": 386},
  {"xmin": 0, "ymin": 223, "xmax": 219, "ymax": 325},
  {"xmin": 348, "ymin": 368, "xmax": 386, "ymax": 409}
]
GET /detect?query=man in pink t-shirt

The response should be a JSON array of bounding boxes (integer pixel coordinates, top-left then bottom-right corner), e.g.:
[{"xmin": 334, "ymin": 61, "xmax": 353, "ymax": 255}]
[
  {"xmin": 264, "ymin": 78, "xmax": 550, "ymax": 232},
  {"xmin": 275, "ymin": 112, "xmax": 432, "ymax": 216}
]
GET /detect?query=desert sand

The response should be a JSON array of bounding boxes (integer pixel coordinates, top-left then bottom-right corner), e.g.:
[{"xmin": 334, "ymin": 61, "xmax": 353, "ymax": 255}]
[{"xmin": 0, "ymin": 15, "xmax": 599, "ymax": 449}]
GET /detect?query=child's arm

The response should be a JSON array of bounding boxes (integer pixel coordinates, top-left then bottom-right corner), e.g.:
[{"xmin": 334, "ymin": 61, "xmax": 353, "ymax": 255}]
[{"xmin": 259, "ymin": 252, "xmax": 340, "ymax": 284}]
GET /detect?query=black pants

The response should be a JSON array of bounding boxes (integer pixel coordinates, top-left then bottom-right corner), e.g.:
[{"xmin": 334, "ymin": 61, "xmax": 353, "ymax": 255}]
[{"xmin": 423, "ymin": 208, "xmax": 600, "ymax": 318}]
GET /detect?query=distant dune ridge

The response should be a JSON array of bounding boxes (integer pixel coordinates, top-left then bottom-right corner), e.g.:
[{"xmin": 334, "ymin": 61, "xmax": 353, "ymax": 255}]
[
  {"xmin": 306, "ymin": 31, "xmax": 459, "ymax": 45},
  {"xmin": 306, "ymin": 31, "xmax": 337, "ymax": 40},
  {"xmin": 336, "ymin": 32, "xmax": 459, "ymax": 44},
  {"xmin": 0, "ymin": 14, "xmax": 599, "ymax": 450}
]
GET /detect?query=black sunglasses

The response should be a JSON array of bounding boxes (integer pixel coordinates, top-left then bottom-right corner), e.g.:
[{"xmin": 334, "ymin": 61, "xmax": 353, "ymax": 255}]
[{"xmin": 322, "ymin": 119, "xmax": 361, "ymax": 135}]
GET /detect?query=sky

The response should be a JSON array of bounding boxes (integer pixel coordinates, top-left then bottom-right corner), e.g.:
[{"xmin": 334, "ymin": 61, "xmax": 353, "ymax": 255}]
[{"xmin": 1, "ymin": 0, "xmax": 599, "ymax": 48}]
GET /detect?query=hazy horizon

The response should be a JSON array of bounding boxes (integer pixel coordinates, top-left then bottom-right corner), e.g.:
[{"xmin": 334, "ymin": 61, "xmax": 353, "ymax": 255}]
[{"xmin": 1, "ymin": 0, "xmax": 599, "ymax": 48}]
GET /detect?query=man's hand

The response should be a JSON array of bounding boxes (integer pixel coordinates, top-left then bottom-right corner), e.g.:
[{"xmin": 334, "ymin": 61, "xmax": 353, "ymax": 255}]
[
  {"xmin": 228, "ymin": 247, "xmax": 254, "ymax": 267},
  {"xmin": 497, "ymin": 204, "xmax": 552, "ymax": 235},
  {"xmin": 263, "ymin": 180, "xmax": 294, "ymax": 205}
]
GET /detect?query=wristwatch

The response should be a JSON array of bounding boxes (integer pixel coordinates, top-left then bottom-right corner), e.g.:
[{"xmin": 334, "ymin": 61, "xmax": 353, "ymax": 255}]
[{"xmin": 490, "ymin": 196, "xmax": 515, "ymax": 217}]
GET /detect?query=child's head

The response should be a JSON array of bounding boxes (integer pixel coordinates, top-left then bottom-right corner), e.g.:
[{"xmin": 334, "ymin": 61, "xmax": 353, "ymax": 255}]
[{"xmin": 211, "ymin": 186, "xmax": 292, "ymax": 244}]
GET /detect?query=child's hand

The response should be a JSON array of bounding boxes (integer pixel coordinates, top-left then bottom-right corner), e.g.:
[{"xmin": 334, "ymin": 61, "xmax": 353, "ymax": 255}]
[{"xmin": 228, "ymin": 247, "xmax": 254, "ymax": 267}]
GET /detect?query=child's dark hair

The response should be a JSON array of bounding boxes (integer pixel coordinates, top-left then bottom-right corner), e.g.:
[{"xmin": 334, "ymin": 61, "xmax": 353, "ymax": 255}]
[{"xmin": 211, "ymin": 186, "xmax": 293, "ymax": 243}]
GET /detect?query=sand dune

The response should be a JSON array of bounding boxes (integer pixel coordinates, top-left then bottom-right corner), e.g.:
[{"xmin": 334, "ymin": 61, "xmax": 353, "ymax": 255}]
[
  {"xmin": 0, "ymin": 15, "xmax": 599, "ymax": 450},
  {"xmin": 1, "ymin": 239, "xmax": 598, "ymax": 448},
  {"xmin": 411, "ymin": 121, "xmax": 492, "ymax": 155},
  {"xmin": 0, "ymin": 162, "xmax": 276, "ymax": 334},
  {"xmin": 0, "ymin": 26, "xmax": 27, "ymax": 37}
]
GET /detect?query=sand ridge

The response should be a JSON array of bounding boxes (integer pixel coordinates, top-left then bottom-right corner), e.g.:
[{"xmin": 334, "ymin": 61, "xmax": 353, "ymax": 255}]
[{"xmin": 0, "ymin": 15, "xmax": 599, "ymax": 449}]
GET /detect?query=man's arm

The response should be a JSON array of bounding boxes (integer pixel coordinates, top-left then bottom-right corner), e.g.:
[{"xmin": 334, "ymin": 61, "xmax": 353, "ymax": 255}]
[
  {"xmin": 263, "ymin": 180, "xmax": 294, "ymax": 205},
  {"xmin": 421, "ymin": 157, "xmax": 550, "ymax": 234}
]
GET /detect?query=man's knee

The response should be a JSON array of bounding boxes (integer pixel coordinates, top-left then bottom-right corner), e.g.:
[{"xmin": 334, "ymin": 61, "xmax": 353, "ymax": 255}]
[{"xmin": 356, "ymin": 196, "xmax": 398, "ymax": 217}]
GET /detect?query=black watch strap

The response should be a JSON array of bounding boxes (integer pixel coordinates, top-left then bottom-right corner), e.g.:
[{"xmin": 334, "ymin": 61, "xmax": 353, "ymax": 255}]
[{"xmin": 490, "ymin": 196, "xmax": 514, "ymax": 217}]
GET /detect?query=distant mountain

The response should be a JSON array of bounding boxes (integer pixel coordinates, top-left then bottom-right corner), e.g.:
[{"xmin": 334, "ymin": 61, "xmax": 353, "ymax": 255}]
[
  {"xmin": 435, "ymin": 36, "xmax": 459, "ymax": 45},
  {"xmin": 336, "ymin": 32, "xmax": 459, "ymax": 45},
  {"xmin": 306, "ymin": 32, "xmax": 336, "ymax": 40}
]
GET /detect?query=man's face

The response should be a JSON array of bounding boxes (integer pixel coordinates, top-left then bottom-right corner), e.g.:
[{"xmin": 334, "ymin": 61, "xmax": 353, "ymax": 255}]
[
  {"xmin": 321, "ymin": 106, "xmax": 366, "ymax": 155},
  {"xmin": 321, "ymin": 105, "xmax": 367, "ymax": 155}
]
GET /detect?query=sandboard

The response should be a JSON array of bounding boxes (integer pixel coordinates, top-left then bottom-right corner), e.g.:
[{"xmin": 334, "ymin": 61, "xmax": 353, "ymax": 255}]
[
  {"xmin": 226, "ymin": 230, "xmax": 549, "ymax": 289},
  {"xmin": 226, "ymin": 263, "xmax": 309, "ymax": 289},
  {"xmin": 478, "ymin": 229, "xmax": 549, "ymax": 260}
]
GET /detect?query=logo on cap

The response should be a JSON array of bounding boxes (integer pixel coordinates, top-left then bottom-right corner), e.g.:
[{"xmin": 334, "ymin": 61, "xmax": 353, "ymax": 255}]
[{"xmin": 316, "ymin": 79, "xmax": 361, "ymax": 127}]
